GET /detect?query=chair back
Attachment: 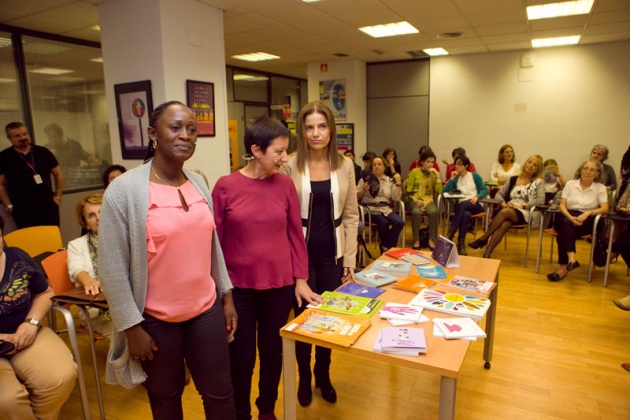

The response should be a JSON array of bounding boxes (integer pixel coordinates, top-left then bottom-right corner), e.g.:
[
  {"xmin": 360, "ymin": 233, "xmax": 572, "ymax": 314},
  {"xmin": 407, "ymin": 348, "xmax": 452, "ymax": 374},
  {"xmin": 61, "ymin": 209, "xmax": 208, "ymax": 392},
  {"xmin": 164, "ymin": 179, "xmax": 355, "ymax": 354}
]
[
  {"xmin": 41, "ymin": 249, "xmax": 74, "ymax": 294},
  {"xmin": 4, "ymin": 225, "xmax": 63, "ymax": 257}
]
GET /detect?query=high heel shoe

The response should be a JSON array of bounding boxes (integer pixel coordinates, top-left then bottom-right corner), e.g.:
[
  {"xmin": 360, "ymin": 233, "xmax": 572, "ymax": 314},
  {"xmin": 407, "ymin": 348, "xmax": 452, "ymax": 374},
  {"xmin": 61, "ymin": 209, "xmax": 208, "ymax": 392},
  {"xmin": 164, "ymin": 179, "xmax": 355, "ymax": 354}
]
[
  {"xmin": 297, "ymin": 376, "xmax": 312, "ymax": 407},
  {"xmin": 315, "ymin": 378, "xmax": 337, "ymax": 403},
  {"xmin": 468, "ymin": 238, "xmax": 488, "ymax": 249}
]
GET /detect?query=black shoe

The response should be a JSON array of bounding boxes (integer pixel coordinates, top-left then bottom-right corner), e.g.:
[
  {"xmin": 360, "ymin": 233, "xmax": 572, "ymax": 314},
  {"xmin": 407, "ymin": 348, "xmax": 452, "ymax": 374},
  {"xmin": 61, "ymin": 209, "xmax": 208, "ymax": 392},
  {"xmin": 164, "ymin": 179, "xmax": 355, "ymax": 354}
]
[
  {"xmin": 297, "ymin": 377, "xmax": 312, "ymax": 407},
  {"xmin": 547, "ymin": 271, "xmax": 567, "ymax": 282},
  {"xmin": 315, "ymin": 379, "xmax": 337, "ymax": 403},
  {"xmin": 567, "ymin": 261, "xmax": 580, "ymax": 271},
  {"xmin": 458, "ymin": 244, "xmax": 467, "ymax": 256},
  {"xmin": 468, "ymin": 238, "xmax": 488, "ymax": 249},
  {"xmin": 446, "ymin": 228, "xmax": 456, "ymax": 241}
]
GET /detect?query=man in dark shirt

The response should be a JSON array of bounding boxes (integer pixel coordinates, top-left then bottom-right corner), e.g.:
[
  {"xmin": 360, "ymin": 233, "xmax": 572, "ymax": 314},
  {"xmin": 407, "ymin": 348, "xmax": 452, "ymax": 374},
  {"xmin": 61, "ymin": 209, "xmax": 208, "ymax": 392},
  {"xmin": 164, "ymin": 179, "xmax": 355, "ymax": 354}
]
[
  {"xmin": 0, "ymin": 122, "xmax": 64, "ymax": 228},
  {"xmin": 43, "ymin": 123, "xmax": 98, "ymax": 170}
]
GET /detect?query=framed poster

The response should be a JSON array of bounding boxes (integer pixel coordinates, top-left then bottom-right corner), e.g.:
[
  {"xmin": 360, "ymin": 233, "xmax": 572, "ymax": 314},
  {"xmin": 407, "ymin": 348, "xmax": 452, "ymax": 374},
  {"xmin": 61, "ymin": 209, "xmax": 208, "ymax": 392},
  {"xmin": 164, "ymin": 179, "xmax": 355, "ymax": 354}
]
[
  {"xmin": 186, "ymin": 80, "xmax": 215, "ymax": 137},
  {"xmin": 319, "ymin": 79, "xmax": 346, "ymax": 120},
  {"xmin": 337, "ymin": 123, "xmax": 354, "ymax": 151},
  {"xmin": 114, "ymin": 80, "xmax": 153, "ymax": 159}
]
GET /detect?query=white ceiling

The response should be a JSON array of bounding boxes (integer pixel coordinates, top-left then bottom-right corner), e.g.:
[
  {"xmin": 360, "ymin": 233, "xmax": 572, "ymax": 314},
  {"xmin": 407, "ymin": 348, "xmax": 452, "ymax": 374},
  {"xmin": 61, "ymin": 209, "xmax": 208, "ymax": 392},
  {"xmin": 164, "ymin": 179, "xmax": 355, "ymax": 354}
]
[{"xmin": 1, "ymin": 0, "xmax": 629, "ymax": 79}]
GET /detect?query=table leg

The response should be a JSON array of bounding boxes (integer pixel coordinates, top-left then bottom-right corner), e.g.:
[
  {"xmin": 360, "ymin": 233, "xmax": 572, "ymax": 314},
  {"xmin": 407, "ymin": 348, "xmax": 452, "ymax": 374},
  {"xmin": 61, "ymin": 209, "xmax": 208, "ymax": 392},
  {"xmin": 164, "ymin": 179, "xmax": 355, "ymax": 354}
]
[
  {"xmin": 604, "ymin": 222, "xmax": 615, "ymax": 287},
  {"xmin": 282, "ymin": 337, "xmax": 297, "ymax": 420},
  {"xmin": 483, "ymin": 274, "xmax": 497, "ymax": 369},
  {"xmin": 536, "ymin": 215, "xmax": 544, "ymax": 273},
  {"xmin": 588, "ymin": 215, "xmax": 601, "ymax": 283},
  {"xmin": 79, "ymin": 306, "xmax": 105, "ymax": 420},
  {"xmin": 439, "ymin": 376, "xmax": 457, "ymax": 420}
]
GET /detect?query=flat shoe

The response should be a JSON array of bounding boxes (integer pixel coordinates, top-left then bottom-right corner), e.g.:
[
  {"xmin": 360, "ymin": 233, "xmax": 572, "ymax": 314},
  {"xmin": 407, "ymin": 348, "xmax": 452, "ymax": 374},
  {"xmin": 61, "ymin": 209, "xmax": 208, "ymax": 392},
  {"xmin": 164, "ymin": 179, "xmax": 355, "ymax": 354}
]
[
  {"xmin": 567, "ymin": 261, "xmax": 580, "ymax": 271},
  {"xmin": 622, "ymin": 363, "xmax": 630, "ymax": 372},
  {"xmin": 412, "ymin": 245, "xmax": 421, "ymax": 250},
  {"xmin": 613, "ymin": 295, "xmax": 630, "ymax": 311},
  {"xmin": 546, "ymin": 271, "xmax": 567, "ymax": 282}
]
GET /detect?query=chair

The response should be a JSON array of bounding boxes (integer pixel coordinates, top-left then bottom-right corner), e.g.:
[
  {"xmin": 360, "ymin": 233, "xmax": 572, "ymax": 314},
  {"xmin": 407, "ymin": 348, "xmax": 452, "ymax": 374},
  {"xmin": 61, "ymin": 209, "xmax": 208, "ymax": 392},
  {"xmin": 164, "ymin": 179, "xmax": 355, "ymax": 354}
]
[
  {"xmin": 4, "ymin": 225, "xmax": 63, "ymax": 257},
  {"xmin": 42, "ymin": 250, "xmax": 106, "ymax": 420}
]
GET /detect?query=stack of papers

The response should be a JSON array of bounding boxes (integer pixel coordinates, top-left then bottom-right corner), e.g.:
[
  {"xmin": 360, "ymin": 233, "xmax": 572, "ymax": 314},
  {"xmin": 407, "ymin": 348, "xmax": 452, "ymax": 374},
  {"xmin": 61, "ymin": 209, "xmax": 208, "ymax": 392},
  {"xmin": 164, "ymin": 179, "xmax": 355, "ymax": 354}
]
[
  {"xmin": 373, "ymin": 327, "xmax": 427, "ymax": 356},
  {"xmin": 432, "ymin": 317, "xmax": 486, "ymax": 340},
  {"xmin": 379, "ymin": 302, "xmax": 429, "ymax": 326}
]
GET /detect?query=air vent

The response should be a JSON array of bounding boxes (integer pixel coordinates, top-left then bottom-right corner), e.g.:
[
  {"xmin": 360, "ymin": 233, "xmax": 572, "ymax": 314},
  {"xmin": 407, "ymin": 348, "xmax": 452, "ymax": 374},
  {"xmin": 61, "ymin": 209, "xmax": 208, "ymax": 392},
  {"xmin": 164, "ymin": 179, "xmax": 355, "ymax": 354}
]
[
  {"xmin": 437, "ymin": 32, "xmax": 463, "ymax": 39},
  {"xmin": 333, "ymin": 52, "xmax": 349, "ymax": 57},
  {"xmin": 372, "ymin": 49, "xmax": 384, "ymax": 55}
]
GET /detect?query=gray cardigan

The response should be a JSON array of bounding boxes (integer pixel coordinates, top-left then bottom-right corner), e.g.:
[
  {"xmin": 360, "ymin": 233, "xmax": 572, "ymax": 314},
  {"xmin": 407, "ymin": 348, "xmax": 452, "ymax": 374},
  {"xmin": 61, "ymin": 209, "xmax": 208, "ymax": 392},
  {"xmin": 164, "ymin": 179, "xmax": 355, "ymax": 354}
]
[{"xmin": 98, "ymin": 161, "xmax": 233, "ymax": 387}]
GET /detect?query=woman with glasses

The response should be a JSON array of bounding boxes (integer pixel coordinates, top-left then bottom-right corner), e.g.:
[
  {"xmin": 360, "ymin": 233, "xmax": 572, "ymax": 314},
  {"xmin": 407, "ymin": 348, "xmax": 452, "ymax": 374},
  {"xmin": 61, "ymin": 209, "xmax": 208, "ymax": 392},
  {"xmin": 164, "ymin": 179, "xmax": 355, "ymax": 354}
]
[{"xmin": 547, "ymin": 160, "xmax": 608, "ymax": 282}]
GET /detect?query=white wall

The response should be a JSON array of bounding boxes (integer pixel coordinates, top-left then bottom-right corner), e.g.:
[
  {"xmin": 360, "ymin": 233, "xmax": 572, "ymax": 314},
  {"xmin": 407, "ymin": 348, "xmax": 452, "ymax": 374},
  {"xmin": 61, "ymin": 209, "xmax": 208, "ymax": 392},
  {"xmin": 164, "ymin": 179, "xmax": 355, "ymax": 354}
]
[{"xmin": 430, "ymin": 41, "xmax": 630, "ymax": 181}]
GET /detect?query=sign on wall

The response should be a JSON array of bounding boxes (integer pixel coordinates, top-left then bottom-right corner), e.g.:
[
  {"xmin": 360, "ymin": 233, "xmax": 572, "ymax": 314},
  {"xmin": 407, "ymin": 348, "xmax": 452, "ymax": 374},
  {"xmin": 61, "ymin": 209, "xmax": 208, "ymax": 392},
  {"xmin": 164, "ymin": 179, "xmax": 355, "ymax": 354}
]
[{"xmin": 319, "ymin": 79, "xmax": 347, "ymax": 120}]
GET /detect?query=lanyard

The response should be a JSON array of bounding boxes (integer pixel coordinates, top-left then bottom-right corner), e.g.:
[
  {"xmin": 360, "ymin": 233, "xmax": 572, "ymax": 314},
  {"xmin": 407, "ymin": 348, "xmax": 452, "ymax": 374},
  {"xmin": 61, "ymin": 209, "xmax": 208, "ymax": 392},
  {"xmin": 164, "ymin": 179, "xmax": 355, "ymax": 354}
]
[{"xmin": 17, "ymin": 150, "xmax": 37, "ymax": 174}]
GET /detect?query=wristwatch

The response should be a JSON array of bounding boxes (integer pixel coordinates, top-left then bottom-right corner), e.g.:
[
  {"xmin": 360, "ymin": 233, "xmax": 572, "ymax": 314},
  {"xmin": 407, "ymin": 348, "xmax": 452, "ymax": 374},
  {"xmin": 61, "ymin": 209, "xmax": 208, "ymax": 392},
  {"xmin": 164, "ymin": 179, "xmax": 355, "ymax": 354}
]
[{"xmin": 24, "ymin": 317, "xmax": 41, "ymax": 329}]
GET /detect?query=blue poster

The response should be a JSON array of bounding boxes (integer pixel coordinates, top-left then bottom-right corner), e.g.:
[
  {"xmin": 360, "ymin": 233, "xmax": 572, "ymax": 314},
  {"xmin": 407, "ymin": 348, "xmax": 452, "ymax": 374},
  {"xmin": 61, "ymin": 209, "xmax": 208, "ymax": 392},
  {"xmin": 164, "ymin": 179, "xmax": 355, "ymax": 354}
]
[{"xmin": 319, "ymin": 79, "xmax": 346, "ymax": 120}]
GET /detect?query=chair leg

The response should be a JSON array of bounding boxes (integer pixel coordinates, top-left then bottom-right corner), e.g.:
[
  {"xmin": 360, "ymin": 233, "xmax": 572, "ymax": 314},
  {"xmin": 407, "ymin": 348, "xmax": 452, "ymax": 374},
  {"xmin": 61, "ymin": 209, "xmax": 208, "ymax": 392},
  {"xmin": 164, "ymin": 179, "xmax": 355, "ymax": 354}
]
[
  {"xmin": 52, "ymin": 306, "xmax": 90, "ymax": 420},
  {"xmin": 78, "ymin": 306, "xmax": 106, "ymax": 420}
]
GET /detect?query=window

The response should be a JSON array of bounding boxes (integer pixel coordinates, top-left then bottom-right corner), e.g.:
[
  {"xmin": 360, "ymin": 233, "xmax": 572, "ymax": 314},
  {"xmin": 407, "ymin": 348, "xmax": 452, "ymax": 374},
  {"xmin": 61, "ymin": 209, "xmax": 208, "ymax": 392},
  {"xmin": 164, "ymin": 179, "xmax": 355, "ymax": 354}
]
[{"xmin": 0, "ymin": 32, "xmax": 25, "ymax": 150}]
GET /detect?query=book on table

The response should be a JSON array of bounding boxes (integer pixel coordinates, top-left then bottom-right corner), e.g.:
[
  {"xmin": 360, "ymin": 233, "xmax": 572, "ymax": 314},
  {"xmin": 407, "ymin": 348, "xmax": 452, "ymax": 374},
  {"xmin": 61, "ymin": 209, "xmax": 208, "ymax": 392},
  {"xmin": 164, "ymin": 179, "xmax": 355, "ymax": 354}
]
[
  {"xmin": 373, "ymin": 327, "xmax": 427, "ymax": 356},
  {"xmin": 355, "ymin": 269, "xmax": 397, "ymax": 287},
  {"xmin": 416, "ymin": 265, "xmax": 447, "ymax": 279},
  {"xmin": 335, "ymin": 282, "xmax": 385, "ymax": 299},
  {"xmin": 393, "ymin": 275, "xmax": 436, "ymax": 294},
  {"xmin": 282, "ymin": 309, "xmax": 371, "ymax": 348},
  {"xmin": 384, "ymin": 248, "xmax": 431, "ymax": 265},
  {"xmin": 373, "ymin": 259, "xmax": 413, "ymax": 275},
  {"xmin": 445, "ymin": 275, "xmax": 496, "ymax": 294},
  {"xmin": 431, "ymin": 235, "xmax": 460, "ymax": 268},
  {"xmin": 409, "ymin": 288, "xmax": 491, "ymax": 321},
  {"xmin": 432, "ymin": 317, "xmax": 487, "ymax": 339},
  {"xmin": 432, "ymin": 324, "xmax": 478, "ymax": 341},
  {"xmin": 307, "ymin": 291, "xmax": 383, "ymax": 318},
  {"xmin": 379, "ymin": 302, "xmax": 429, "ymax": 326}
]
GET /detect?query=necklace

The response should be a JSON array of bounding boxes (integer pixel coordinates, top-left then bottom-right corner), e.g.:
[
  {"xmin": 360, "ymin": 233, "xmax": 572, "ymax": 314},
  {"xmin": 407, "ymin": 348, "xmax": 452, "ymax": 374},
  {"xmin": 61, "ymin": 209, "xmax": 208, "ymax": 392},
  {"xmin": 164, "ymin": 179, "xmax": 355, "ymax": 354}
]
[{"xmin": 151, "ymin": 165, "xmax": 189, "ymax": 212}]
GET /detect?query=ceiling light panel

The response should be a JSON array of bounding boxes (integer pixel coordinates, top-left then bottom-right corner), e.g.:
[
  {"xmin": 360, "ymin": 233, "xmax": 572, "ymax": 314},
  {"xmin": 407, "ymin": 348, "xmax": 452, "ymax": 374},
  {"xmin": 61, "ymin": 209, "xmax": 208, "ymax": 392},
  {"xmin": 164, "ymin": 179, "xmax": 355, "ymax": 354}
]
[
  {"xmin": 423, "ymin": 48, "xmax": 449, "ymax": 56},
  {"xmin": 532, "ymin": 35, "xmax": 580, "ymax": 48},
  {"xmin": 231, "ymin": 52, "xmax": 280, "ymax": 62},
  {"xmin": 359, "ymin": 21, "xmax": 419, "ymax": 38},
  {"xmin": 527, "ymin": 0, "xmax": 594, "ymax": 21}
]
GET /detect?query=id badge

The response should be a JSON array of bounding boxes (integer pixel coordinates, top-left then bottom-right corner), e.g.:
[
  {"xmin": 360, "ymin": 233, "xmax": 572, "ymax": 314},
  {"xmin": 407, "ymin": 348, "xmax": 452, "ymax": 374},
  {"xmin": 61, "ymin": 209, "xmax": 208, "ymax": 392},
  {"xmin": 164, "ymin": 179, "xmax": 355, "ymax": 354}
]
[{"xmin": 33, "ymin": 174, "xmax": 43, "ymax": 184}]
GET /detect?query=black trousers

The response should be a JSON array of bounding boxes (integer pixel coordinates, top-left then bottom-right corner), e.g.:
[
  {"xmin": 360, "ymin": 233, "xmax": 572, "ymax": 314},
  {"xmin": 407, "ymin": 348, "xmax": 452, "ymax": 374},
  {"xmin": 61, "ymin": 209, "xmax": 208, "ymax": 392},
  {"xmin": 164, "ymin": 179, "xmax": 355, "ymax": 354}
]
[{"xmin": 553, "ymin": 210, "xmax": 595, "ymax": 265}]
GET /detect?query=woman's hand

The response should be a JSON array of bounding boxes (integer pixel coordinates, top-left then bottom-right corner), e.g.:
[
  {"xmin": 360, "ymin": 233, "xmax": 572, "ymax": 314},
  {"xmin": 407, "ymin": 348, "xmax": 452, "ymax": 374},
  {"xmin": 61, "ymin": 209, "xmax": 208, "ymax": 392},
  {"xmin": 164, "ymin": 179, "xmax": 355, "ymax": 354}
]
[
  {"xmin": 415, "ymin": 198, "xmax": 425, "ymax": 208},
  {"xmin": 125, "ymin": 324, "xmax": 157, "ymax": 362},
  {"xmin": 469, "ymin": 196, "xmax": 478, "ymax": 205},
  {"xmin": 222, "ymin": 291, "xmax": 237, "ymax": 342},
  {"xmin": 295, "ymin": 279, "xmax": 322, "ymax": 308},
  {"xmin": 575, "ymin": 211, "xmax": 591, "ymax": 224},
  {"xmin": 342, "ymin": 267, "xmax": 356, "ymax": 282},
  {"xmin": 11, "ymin": 322, "xmax": 38, "ymax": 352},
  {"xmin": 83, "ymin": 279, "xmax": 101, "ymax": 296}
]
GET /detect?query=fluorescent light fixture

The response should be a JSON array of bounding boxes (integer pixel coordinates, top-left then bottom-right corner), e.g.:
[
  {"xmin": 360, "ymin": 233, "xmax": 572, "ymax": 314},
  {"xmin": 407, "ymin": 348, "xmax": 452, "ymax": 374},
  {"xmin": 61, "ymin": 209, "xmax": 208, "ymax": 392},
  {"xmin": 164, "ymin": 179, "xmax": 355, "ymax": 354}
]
[
  {"xmin": 232, "ymin": 52, "xmax": 280, "ymax": 62},
  {"xmin": 301, "ymin": 0, "xmax": 320, "ymax": 2},
  {"xmin": 91, "ymin": 25, "xmax": 101, "ymax": 31},
  {"xmin": 0, "ymin": 37, "xmax": 11, "ymax": 48},
  {"xmin": 423, "ymin": 48, "xmax": 449, "ymax": 56},
  {"xmin": 233, "ymin": 74, "xmax": 269, "ymax": 81},
  {"xmin": 0, "ymin": 78, "xmax": 16, "ymax": 84},
  {"xmin": 527, "ymin": 0, "xmax": 594, "ymax": 20},
  {"xmin": 532, "ymin": 35, "xmax": 580, "ymax": 48},
  {"xmin": 90, "ymin": 57, "xmax": 104, "ymax": 63},
  {"xmin": 359, "ymin": 21, "xmax": 419, "ymax": 38},
  {"xmin": 29, "ymin": 67, "xmax": 74, "ymax": 75}
]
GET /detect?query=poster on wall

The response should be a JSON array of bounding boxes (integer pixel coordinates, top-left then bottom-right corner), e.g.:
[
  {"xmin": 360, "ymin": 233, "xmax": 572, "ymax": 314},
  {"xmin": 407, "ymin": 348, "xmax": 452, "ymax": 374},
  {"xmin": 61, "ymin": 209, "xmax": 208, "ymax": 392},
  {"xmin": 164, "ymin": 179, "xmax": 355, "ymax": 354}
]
[
  {"xmin": 319, "ymin": 79, "xmax": 347, "ymax": 120},
  {"xmin": 114, "ymin": 80, "xmax": 153, "ymax": 160},
  {"xmin": 337, "ymin": 123, "xmax": 354, "ymax": 151},
  {"xmin": 186, "ymin": 80, "xmax": 215, "ymax": 137}
]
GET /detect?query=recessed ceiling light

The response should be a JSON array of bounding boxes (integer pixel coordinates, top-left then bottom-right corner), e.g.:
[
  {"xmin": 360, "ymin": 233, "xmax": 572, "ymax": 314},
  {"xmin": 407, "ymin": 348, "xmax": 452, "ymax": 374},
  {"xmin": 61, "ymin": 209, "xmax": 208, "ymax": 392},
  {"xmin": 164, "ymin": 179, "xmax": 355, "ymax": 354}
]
[
  {"xmin": 437, "ymin": 32, "xmax": 463, "ymax": 39},
  {"xmin": 423, "ymin": 48, "xmax": 449, "ymax": 56},
  {"xmin": 232, "ymin": 52, "xmax": 280, "ymax": 62},
  {"xmin": 532, "ymin": 35, "xmax": 580, "ymax": 48},
  {"xmin": 29, "ymin": 67, "xmax": 74, "ymax": 75},
  {"xmin": 359, "ymin": 21, "xmax": 419, "ymax": 38},
  {"xmin": 527, "ymin": 0, "xmax": 594, "ymax": 20}
]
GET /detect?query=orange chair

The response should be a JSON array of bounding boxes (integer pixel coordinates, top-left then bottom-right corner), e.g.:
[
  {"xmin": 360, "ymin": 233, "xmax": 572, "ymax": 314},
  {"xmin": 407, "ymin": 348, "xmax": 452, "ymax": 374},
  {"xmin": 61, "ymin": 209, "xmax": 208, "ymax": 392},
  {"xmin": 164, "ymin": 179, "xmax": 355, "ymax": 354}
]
[
  {"xmin": 42, "ymin": 250, "xmax": 106, "ymax": 420},
  {"xmin": 4, "ymin": 225, "xmax": 63, "ymax": 257}
]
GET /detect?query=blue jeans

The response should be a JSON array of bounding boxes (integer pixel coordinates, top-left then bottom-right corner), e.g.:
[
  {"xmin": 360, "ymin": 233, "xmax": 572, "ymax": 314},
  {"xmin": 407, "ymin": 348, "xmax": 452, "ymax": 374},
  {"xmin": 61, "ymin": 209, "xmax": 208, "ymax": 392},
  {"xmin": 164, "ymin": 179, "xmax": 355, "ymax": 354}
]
[
  {"xmin": 230, "ymin": 285, "xmax": 295, "ymax": 419},
  {"xmin": 369, "ymin": 211, "xmax": 405, "ymax": 249},
  {"xmin": 141, "ymin": 301, "xmax": 235, "ymax": 420},
  {"xmin": 450, "ymin": 200, "xmax": 483, "ymax": 242}
]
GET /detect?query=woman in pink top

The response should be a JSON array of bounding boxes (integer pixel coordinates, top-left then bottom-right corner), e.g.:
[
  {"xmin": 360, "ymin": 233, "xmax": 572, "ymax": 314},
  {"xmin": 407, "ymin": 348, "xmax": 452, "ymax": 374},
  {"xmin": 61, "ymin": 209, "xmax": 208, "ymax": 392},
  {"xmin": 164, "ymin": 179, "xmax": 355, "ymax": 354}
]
[
  {"xmin": 212, "ymin": 117, "xmax": 321, "ymax": 420},
  {"xmin": 99, "ymin": 101, "xmax": 237, "ymax": 419}
]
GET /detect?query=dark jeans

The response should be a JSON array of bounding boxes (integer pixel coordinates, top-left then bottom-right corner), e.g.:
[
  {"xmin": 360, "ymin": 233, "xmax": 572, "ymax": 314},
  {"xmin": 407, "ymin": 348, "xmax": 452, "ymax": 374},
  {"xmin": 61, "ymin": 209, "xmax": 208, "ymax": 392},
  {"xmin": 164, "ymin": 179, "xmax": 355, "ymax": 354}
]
[
  {"xmin": 295, "ymin": 258, "xmax": 344, "ymax": 384},
  {"xmin": 230, "ymin": 285, "xmax": 295, "ymax": 419},
  {"xmin": 554, "ymin": 210, "xmax": 594, "ymax": 265},
  {"xmin": 141, "ymin": 301, "xmax": 235, "ymax": 420},
  {"xmin": 369, "ymin": 211, "xmax": 405, "ymax": 249},
  {"xmin": 450, "ymin": 200, "xmax": 483, "ymax": 242}
]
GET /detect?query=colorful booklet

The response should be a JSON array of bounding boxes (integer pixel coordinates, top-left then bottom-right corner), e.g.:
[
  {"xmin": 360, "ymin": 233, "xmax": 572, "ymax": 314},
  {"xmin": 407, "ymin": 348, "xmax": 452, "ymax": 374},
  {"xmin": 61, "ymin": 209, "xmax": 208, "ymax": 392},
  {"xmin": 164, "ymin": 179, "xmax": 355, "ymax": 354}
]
[
  {"xmin": 355, "ymin": 269, "xmax": 397, "ymax": 287},
  {"xmin": 283, "ymin": 309, "xmax": 371, "ymax": 348},
  {"xmin": 393, "ymin": 275, "xmax": 436, "ymax": 294},
  {"xmin": 373, "ymin": 327, "xmax": 427, "ymax": 356},
  {"xmin": 432, "ymin": 317, "xmax": 486, "ymax": 339},
  {"xmin": 409, "ymin": 288, "xmax": 491, "ymax": 321},
  {"xmin": 432, "ymin": 324, "xmax": 477, "ymax": 341},
  {"xmin": 445, "ymin": 275, "xmax": 496, "ymax": 294},
  {"xmin": 336, "ymin": 282, "xmax": 386, "ymax": 299},
  {"xmin": 432, "ymin": 235, "xmax": 460, "ymax": 268},
  {"xmin": 308, "ymin": 291, "xmax": 383, "ymax": 318},
  {"xmin": 373, "ymin": 260, "xmax": 413, "ymax": 275},
  {"xmin": 379, "ymin": 303, "xmax": 424, "ymax": 324},
  {"xmin": 416, "ymin": 265, "xmax": 447, "ymax": 279},
  {"xmin": 384, "ymin": 248, "xmax": 420, "ymax": 259}
]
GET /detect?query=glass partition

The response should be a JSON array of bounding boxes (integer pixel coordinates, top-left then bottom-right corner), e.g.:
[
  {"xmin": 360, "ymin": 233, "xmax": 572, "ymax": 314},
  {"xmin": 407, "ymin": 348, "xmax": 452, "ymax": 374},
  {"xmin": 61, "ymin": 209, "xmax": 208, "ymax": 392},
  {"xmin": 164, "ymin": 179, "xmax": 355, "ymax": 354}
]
[{"xmin": 0, "ymin": 32, "xmax": 25, "ymax": 150}]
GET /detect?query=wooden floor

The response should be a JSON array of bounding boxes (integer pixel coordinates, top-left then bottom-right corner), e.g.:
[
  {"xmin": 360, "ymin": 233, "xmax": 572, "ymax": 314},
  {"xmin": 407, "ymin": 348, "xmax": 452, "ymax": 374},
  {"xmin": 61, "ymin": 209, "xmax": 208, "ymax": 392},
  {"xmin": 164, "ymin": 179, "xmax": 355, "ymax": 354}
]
[{"xmin": 58, "ymin": 221, "xmax": 630, "ymax": 419}]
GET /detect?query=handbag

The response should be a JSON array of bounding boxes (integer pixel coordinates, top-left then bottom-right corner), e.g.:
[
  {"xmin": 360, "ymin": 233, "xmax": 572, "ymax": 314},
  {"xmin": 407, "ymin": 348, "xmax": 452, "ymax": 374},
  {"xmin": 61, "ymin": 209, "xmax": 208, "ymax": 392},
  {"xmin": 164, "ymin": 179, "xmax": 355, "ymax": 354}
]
[
  {"xmin": 0, "ymin": 340, "xmax": 15, "ymax": 358},
  {"xmin": 418, "ymin": 227, "xmax": 430, "ymax": 249},
  {"xmin": 549, "ymin": 190, "xmax": 563, "ymax": 211}
]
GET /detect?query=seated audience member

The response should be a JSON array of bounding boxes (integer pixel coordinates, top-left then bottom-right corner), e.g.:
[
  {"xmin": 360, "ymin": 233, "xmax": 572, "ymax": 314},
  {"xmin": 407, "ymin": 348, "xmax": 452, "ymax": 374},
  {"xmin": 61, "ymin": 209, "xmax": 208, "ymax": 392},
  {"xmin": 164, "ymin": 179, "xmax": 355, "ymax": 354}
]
[
  {"xmin": 360, "ymin": 151, "xmax": 376, "ymax": 177},
  {"xmin": 445, "ymin": 147, "xmax": 477, "ymax": 179},
  {"xmin": 357, "ymin": 156, "xmax": 404, "ymax": 252},
  {"xmin": 469, "ymin": 155, "xmax": 544, "ymax": 258},
  {"xmin": 344, "ymin": 149, "xmax": 362, "ymax": 185},
  {"xmin": 405, "ymin": 149, "xmax": 442, "ymax": 250},
  {"xmin": 102, "ymin": 164, "xmax": 127, "ymax": 188},
  {"xmin": 409, "ymin": 145, "xmax": 441, "ymax": 177},
  {"xmin": 67, "ymin": 193, "xmax": 111, "ymax": 338},
  {"xmin": 383, "ymin": 147, "xmax": 402, "ymax": 178},
  {"xmin": 575, "ymin": 144, "xmax": 617, "ymax": 192},
  {"xmin": 489, "ymin": 144, "xmax": 521, "ymax": 185},
  {"xmin": 610, "ymin": 146, "xmax": 630, "ymax": 310},
  {"xmin": 443, "ymin": 155, "xmax": 489, "ymax": 256},
  {"xmin": 547, "ymin": 160, "xmax": 608, "ymax": 282},
  {"xmin": 542, "ymin": 159, "xmax": 566, "ymax": 204},
  {"xmin": 0, "ymin": 214, "xmax": 77, "ymax": 419}
]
